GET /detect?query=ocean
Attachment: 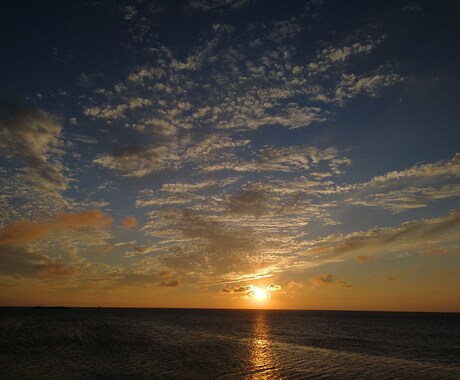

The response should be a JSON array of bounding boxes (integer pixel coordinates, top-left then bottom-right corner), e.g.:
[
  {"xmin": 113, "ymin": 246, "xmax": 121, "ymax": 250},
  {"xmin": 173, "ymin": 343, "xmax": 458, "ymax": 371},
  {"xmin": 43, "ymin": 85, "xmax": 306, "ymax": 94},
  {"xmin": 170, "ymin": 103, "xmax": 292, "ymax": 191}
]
[{"xmin": 0, "ymin": 308, "xmax": 459, "ymax": 379}]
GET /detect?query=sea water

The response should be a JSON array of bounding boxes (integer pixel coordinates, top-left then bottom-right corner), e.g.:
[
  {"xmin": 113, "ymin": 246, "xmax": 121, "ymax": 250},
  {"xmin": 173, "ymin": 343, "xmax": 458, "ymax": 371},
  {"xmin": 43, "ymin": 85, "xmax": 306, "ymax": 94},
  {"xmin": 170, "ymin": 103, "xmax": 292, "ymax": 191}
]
[{"xmin": 0, "ymin": 308, "xmax": 459, "ymax": 379}]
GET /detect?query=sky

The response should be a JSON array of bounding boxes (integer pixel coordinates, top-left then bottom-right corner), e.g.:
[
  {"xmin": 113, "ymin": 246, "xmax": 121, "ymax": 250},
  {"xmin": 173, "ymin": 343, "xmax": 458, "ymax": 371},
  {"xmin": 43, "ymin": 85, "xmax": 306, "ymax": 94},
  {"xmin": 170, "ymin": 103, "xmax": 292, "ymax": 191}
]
[{"xmin": 0, "ymin": 0, "xmax": 459, "ymax": 311}]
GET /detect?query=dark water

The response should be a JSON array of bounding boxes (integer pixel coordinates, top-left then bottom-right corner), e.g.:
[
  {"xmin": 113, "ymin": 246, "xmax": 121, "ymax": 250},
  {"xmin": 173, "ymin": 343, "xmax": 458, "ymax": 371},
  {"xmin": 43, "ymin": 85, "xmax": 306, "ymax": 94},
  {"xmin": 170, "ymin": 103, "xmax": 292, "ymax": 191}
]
[{"xmin": 0, "ymin": 308, "xmax": 459, "ymax": 379}]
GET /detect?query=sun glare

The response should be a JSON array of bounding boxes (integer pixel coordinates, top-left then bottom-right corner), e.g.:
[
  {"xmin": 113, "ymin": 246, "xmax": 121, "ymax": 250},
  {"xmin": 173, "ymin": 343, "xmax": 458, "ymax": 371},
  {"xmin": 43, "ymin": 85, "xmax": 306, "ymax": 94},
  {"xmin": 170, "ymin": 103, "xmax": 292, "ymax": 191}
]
[{"xmin": 252, "ymin": 287, "xmax": 267, "ymax": 301}]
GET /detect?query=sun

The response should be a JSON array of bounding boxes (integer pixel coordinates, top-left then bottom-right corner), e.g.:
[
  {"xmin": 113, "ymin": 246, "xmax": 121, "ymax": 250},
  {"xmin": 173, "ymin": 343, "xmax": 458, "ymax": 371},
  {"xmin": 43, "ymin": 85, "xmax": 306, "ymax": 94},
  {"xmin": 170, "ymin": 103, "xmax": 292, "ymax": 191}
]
[{"xmin": 252, "ymin": 287, "xmax": 267, "ymax": 301}]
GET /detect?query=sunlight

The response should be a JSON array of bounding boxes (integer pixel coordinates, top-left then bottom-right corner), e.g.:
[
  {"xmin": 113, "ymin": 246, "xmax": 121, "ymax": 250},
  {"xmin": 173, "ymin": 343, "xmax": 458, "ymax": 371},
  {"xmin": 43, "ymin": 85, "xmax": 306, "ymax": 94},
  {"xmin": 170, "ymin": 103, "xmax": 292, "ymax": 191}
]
[
  {"xmin": 248, "ymin": 312, "xmax": 279, "ymax": 379},
  {"xmin": 252, "ymin": 286, "xmax": 267, "ymax": 302}
]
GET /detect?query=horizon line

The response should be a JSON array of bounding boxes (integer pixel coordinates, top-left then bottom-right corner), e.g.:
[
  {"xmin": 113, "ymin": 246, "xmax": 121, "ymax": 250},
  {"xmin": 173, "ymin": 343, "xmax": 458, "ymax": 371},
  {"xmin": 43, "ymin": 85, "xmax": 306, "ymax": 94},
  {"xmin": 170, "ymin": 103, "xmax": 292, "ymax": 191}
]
[{"xmin": 1, "ymin": 305, "xmax": 458, "ymax": 314}]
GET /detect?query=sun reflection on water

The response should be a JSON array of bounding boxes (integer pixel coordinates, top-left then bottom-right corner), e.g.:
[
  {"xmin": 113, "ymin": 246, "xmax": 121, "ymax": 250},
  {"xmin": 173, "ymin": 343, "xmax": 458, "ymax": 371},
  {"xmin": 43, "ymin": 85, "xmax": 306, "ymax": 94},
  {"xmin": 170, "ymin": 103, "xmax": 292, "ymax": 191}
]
[{"xmin": 246, "ymin": 312, "xmax": 281, "ymax": 379}]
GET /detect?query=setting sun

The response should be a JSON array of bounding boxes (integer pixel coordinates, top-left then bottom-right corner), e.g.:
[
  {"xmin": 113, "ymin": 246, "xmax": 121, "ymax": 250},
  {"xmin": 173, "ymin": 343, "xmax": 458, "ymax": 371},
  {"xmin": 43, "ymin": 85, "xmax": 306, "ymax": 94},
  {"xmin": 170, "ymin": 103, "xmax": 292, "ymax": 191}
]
[{"xmin": 252, "ymin": 287, "xmax": 267, "ymax": 301}]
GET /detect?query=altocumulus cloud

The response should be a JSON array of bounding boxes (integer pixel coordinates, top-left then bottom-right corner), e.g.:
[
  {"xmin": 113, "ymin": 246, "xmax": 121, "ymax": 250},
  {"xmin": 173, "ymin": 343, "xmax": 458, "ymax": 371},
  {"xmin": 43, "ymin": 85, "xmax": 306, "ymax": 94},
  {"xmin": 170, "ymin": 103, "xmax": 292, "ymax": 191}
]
[{"xmin": 0, "ymin": 100, "xmax": 68, "ymax": 200}]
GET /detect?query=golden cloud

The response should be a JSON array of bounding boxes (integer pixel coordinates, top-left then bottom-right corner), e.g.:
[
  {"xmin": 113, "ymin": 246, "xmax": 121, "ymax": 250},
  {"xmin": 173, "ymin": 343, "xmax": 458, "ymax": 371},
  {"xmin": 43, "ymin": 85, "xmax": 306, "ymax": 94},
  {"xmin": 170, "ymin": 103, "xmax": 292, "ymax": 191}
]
[
  {"xmin": 122, "ymin": 215, "xmax": 139, "ymax": 229},
  {"xmin": 0, "ymin": 210, "xmax": 112, "ymax": 245}
]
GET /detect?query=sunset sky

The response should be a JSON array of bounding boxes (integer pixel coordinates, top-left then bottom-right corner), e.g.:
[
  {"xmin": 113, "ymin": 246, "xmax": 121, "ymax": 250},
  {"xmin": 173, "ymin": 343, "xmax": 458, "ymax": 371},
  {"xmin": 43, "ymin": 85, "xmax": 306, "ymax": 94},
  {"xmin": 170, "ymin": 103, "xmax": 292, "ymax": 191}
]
[{"xmin": 0, "ymin": 0, "xmax": 459, "ymax": 311}]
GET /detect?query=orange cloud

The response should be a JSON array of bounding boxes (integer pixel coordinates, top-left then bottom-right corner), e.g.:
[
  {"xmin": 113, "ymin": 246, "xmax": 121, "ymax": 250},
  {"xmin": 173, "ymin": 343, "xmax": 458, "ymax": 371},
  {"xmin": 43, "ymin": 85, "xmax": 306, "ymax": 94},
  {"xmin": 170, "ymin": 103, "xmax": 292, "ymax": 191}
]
[
  {"xmin": 0, "ymin": 221, "xmax": 51, "ymax": 244},
  {"xmin": 122, "ymin": 215, "xmax": 138, "ymax": 229},
  {"xmin": 0, "ymin": 210, "xmax": 112, "ymax": 245},
  {"xmin": 355, "ymin": 255, "xmax": 370, "ymax": 262}
]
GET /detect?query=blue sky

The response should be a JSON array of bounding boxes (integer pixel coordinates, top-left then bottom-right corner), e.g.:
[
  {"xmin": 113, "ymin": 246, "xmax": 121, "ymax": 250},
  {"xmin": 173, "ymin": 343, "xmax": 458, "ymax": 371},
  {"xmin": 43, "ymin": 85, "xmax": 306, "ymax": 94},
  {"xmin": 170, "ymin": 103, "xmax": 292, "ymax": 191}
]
[{"xmin": 0, "ymin": 0, "xmax": 459, "ymax": 310}]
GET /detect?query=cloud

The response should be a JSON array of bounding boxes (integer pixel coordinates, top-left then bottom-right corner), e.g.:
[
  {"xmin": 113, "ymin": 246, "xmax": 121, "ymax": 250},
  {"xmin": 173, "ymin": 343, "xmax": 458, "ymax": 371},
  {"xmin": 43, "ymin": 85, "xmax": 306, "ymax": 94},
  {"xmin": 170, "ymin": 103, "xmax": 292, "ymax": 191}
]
[
  {"xmin": 202, "ymin": 145, "xmax": 347, "ymax": 173},
  {"xmin": 308, "ymin": 42, "xmax": 377, "ymax": 74},
  {"xmin": 84, "ymin": 97, "xmax": 152, "ymax": 120},
  {"xmin": 0, "ymin": 210, "xmax": 112, "ymax": 245},
  {"xmin": 227, "ymin": 189, "xmax": 268, "ymax": 215},
  {"xmin": 268, "ymin": 20, "xmax": 303, "ymax": 43},
  {"xmin": 0, "ymin": 221, "xmax": 51, "ymax": 245},
  {"xmin": 185, "ymin": 134, "xmax": 250, "ymax": 162},
  {"xmin": 358, "ymin": 154, "xmax": 460, "ymax": 189},
  {"xmin": 157, "ymin": 208, "xmax": 272, "ymax": 279},
  {"xmin": 349, "ymin": 184, "xmax": 460, "ymax": 212},
  {"xmin": 332, "ymin": 155, "xmax": 460, "ymax": 212},
  {"xmin": 0, "ymin": 100, "xmax": 68, "ymax": 200},
  {"xmin": 287, "ymin": 281, "xmax": 304, "ymax": 288},
  {"xmin": 221, "ymin": 283, "xmax": 281, "ymax": 295},
  {"xmin": 300, "ymin": 209, "xmax": 460, "ymax": 262},
  {"xmin": 159, "ymin": 279, "xmax": 180, "ymax": 287},
  {"xmin": 311, "ymin": 274, "xmax": 351, "ymax": 288},
  {"xmin": 416, "ymin": 246, "xmax": 459, "ymax": 257},
  {"xmin": 234, "ymin": 286, "xmax": 249, "ymax": 293},
  {"xmin": 355, "ymin": 255, "xmax": 370, "ymax": 262},
  {"xmin": 94, "ymin": 144, "xmax": 181, "ymax": 177},
  {"xmin": 403, "ymin": 3, "xmax": 422, "ymax": 12},
  {"xmin": 122, "ymin": 215, "xmax": 138, "ymax": 229},
  {"xmin": 187, "ymin": 0, "xmax": 253, "ymax": 12},
  {"xmin": 266, "ymin": 283, "xmax": 281, "ymax": 291},
  {"xmin": 159, "ymin": 179, "xmax": 231, "ymax": 194},
  {"xmin": 56, "ymin": 210, "xmax": 112, "ymax": 229},
  {"xmin": 107, "ymin": 272, "xmax": 163, "ymax": 288},
  {"xmin": 0, "ymin": 245, "xmax": 76, "ymax": 278},
  {"xmin": 334, "ymin": 72, "xmax": 402, "ymax": 105}
]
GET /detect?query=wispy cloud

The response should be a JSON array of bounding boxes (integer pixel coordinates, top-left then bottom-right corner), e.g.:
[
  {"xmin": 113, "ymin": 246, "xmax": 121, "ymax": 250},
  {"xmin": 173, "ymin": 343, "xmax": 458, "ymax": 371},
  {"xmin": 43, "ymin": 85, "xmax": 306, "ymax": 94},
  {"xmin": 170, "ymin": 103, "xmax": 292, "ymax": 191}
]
[{"xmin": 298, "ymin": 209, "xmax": 460, "ymax": 263}]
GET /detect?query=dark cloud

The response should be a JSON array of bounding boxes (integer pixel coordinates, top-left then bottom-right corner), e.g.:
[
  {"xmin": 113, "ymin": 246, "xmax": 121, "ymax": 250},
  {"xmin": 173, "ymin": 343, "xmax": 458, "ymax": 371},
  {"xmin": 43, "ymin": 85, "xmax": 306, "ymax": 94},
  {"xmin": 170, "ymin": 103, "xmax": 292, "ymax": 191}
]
[
  {"xmin": 0, "ymin": 100, "xmax": 68, "ymax": 192},
  {"xmin": 266, "ymin": 283, "xmax": 281, "ymax": 291},
  {"xmin": 311, "ymin": 274, "xmax": 351, "ymax": 288},
  {"xmin": 0, "ymin": 100, "xmax": 68, "ymax": 198},
  {"xmin": 94, "ymin": 143, "xmax": 180, "ymax": 177},
  {"xmin": 0, "ymin": 245, "xmax": 76, "ymax": 278},
  {"xmin": 221, "ymin": 284, "xmax": 252, "ymax": 294},
  {"xmin": 221, "ymin": 283, "xmax": 281, "ymax": 294},
  {"xmin": 233, "ymin": 285, "xmax": 253, "ymax": 293},
  {"xmin": 228, "ymin": 189, "xmax": 268, "ymax": 215}
]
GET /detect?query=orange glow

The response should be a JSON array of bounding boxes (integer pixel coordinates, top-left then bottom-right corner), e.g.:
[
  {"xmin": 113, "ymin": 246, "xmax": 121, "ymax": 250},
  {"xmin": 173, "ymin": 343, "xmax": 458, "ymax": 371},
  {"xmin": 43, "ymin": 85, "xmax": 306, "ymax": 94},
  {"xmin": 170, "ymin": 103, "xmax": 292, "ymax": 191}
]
[{"xmin": 252, "ymin": 286, "xmax": 268, "ymax": 302}]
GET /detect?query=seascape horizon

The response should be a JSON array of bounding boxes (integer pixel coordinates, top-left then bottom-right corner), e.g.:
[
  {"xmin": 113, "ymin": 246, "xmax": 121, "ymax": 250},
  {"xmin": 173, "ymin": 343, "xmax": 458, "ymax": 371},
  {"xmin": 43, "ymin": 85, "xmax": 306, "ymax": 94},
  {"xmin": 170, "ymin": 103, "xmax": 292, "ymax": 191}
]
[{"xmin": 1, "ymin": 0, "xmax": 459, "ymax": 378}]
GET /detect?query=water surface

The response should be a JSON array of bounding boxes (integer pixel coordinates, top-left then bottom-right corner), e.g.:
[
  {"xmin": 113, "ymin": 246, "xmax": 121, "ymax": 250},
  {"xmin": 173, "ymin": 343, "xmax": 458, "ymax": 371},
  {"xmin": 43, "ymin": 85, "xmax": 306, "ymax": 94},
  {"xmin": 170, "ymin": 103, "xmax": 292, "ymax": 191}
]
[{"xmin": 1, "ymin": 308, "xmax": 459, "ymax": 379}]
